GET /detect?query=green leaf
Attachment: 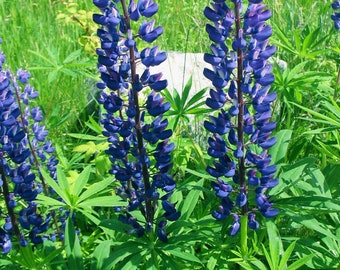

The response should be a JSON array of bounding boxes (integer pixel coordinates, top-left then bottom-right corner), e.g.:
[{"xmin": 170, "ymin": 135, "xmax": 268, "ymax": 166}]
[
  {"xmin": 72, "ymin": 166, "xmax": 91, "ymax": 197},
  {"xmin": 67, "ymin": 133, "xmax": 107, "ymax": 141},
  {"xmin": 78, "ymin": 178, "xmax": 112, "ymax": 203},
  {"xmin": 121, "ymin": 254, "xmax": 143, "ymax": 270},
  {"xmin": 292, "ymin": 102, "xmax": 340, "ymax": 128},
  {"xmin": 286, "ymin": 254, "xmax": 314, "ymax": 270},
  {"xmin": 184, "ymin": 168, "xmax": 213, "ymax": 180},
  {"xmin": 180, "ymin": 179, "xmax": 204, "ymax": 220},
  {"xmin": 297, "ymin": 216, "xmax": 338, "ymax": 241},
  {"xmin": 286, "ymin": 62, "xmax": 307, "ymax": 82},
  {"xmin": 266, "ymin": 220, "xmax": 282, "ymax": 269},
  {"xmin": 65, "ymin": 218, "xmax": 84, "ymax": 270},
  {"xmin": 269, "ymin": 129, "xmax": 292, "ymax": 164},
  {"xmin": 36, "ymin": 194, "xmax": 65, "ymax": 208},
  {"xmin": 237, "ymin": 261, "xmax": 258, "ymax": 270},
  {"xmin": 108, "ymin": 242, "xmax": 143, "ymax": 266},
  {"xmin": 206, "ymin": 256, "xmax": 218, "ymax": 270},
  {"xmin": 163, "ymin": 248, "xmax": 201, "ymax": 264},
  {"xmin": 180, "ymin": 75, "xmax": 192, "ymax": 110},
  {"xmin": 90, "ymin": 240, "xmax": 111, "ymax": 270},
  {"xmin": 184, "ymin": 88, "xmax": 206, "ymax": 110},
  {"xmin": 78, "ymin": 195, "xmax": 126, "ymax": 207},
  {"xmin": 63, "ymin": 49, "xmax": 81, "ymax": 64},
  {"xmin": 275, "ymin": 196, "xmax": 340, "ymax": 213},
  {"xmin": 56, "ymin": 166, "xmax": 70, "ymax": 192},
  {"xmin": 99, "ymin": 218, "xmax": 132, "ymax": 235},
  {"xmin": 278, "ymin": 241, "xmax": 296, "ymax": 270},
  {"xmin": 40, "ymin": 169, "xmax": 71, "ymax": 206},
  {"xmin": 262, "ymin": 243, "xmax": 274, "ymax": 270}
]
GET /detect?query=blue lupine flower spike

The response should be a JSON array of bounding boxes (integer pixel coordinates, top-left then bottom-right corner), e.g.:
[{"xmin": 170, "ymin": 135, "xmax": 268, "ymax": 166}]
[
  {"xmin": 204, "ymin": 0, "xmax": 278, "ymax": 235},
  {"xmin": 93, "ymin": 0, "xmax": 179, "ymax": 242},
  {"xmin": 0, "ymin": 39, "xmax": 60, "ymax": 253}
]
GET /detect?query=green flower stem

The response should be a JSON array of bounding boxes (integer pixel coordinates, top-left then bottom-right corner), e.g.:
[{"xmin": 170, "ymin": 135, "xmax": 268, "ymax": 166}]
[{"xmin": 240, "ymin": 214, "xmax": 248, "ymax": 256}]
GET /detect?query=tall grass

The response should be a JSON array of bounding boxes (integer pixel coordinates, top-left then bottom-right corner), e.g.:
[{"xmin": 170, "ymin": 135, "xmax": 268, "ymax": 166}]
[{"xmin": 0, "ymin": 0, "xmax": 95, "ymax": 141}]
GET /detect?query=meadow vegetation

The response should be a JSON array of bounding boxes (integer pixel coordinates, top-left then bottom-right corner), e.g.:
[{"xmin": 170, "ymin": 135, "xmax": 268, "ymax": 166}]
[{"xmin": 0, "ymin": 0, "xmax": 339, "ymax": 269}]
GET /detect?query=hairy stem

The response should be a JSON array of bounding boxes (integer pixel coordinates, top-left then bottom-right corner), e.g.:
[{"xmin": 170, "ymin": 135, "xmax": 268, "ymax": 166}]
[
  {"xmin": 234, "ymin": 2, "xmax": 247, "ymax": 215},
  {"xmin": 121, "ymin": 0, "xmax": 154, "ymax": 225}
]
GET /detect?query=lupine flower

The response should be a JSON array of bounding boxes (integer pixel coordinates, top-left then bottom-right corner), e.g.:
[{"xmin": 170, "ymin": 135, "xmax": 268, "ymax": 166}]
[
  {"xmin": 0, "ymin": 39, "xmax": 59, "ymax": 253},
  {"xmin": 331, "ymin": 1, "xmax": 340, "ymax": 30},
  {"xmin": 204, "ymin": 0, "xmax": 278, "ymax": 235},
  {"xmin": 93, "ymin": 0, "xmax": 180, "ymax": 242}
]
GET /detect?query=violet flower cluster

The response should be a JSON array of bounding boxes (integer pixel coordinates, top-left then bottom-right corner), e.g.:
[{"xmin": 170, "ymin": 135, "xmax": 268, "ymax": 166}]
[
  {"xmin": 332, "ymin": 1, "xmax": 340, "ymax": 30},
  {"xmin": 93, "ymin": 0, "xmax": 179, "ymax": 242},
  {"xmin": 203, "ymin": 0, "xmax": 278, "ymax": 235},
  {"xmin": 0, "ymin": 39, "xmax": 58, "ymax": 254}
]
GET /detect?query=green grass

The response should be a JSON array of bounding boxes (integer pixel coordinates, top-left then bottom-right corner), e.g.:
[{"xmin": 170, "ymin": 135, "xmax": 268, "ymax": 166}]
[
  {"xmin": 0, "ymin": 0, "xmax": 210, "ymax": 143},
  {"xmin": 0, "ymin": 0, "xmax": 338, "ymax": 145},
  {"xmin": 0, "ymin": 0, "xmax": 95, "ymax": 141}
]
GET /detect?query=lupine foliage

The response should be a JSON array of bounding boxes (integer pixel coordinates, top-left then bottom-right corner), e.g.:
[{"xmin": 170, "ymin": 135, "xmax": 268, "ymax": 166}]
[{"xmin": 0, "ymin": 0, "xmax": 339, "ymax": 269}]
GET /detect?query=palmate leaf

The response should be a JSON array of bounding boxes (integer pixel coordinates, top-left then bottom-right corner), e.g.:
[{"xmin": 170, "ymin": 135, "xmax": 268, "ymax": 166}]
[
  {"xmin": 40, "ymin": 168, "xmax": 71, "ymax": 206},
  {"xmin": 72, "ymin": 165, "xmax": 91, "ymax": 198}
]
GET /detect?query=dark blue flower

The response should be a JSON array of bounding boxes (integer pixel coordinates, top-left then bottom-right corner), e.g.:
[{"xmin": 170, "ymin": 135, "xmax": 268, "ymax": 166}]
[
  {"xmin": 94, "ymin": 0, "xmax": 178, "ymax": 242},
  {"xmin": 0, "ymin": 41, "xmax": 61, "ymax": 251},
  {"xmin": 204, "ymin": 0, "xmax": 278, "ymax": 234}
]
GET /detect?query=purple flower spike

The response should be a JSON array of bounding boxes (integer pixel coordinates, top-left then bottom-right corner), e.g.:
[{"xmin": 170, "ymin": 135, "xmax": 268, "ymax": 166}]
[
  {"xmin": 204, "ymin": 0, "xmax": 278, "ymax": 234},
  {"xmin": 1, "ymin": 40, "xmax": 60, "ymax": 252},
  {"xmin": 93, "ymin": 0, "xmax": 178, "ymax": 242}
]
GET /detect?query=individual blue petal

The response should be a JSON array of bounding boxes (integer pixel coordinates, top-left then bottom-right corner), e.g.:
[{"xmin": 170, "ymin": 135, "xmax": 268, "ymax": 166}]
[
  {"xmin": 261, "ymin": 207, "xmax": 279, "ymax": 218},
  {"xmin": 257, "ymin": 73, "xmax": 275, "ymax": 86},
  {"xmin": 157, "ymin": 220, "xmax": 168, "ymax": 242},
  {"xmin": 129, "ymin": 0, "xmax": 140, "ymax": 21},
  {"xmin": 236, "ymin": 192, "xmax": 247, "ymax": 207},
  {"xmin": 248, "ymin": 213, "xmax": 260, "ymax": 229},
  {"xmin": 253, "ymin": 25, "xmax": 272, "ymax": 41},
  {"xmin": 93, "ymin": 0, "xmax": 108, "ymax": 8},
  {"xmin": 138, "ymin": 0, "xmax": 158, "ymax": 17},
  {"xmin": 259, "ymin": 137, "xmax": 276, "ymax": 149},
  {"xmin": 260, "ymin": 164, "xmax": 276, "ymax": 175},
  {"xmin": 206, "ymin": 24, "xmax": 226, "ymax": 43},
  {"xmin": 204, "ymin": 6, "xmax": 221, "ymax": 22},
  {"xmin": 230, "ymin": 215, "xmax": 240, "ymax": 236}
]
